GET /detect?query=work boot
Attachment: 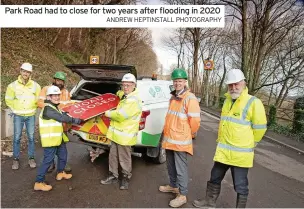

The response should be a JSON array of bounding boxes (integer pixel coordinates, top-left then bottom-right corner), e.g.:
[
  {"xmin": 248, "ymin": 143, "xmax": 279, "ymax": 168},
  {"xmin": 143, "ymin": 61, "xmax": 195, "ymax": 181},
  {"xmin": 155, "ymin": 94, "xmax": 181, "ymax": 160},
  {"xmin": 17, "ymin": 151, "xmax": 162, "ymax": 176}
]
[
  {"xmin": 34, "ymin": 182, "xmax": 52, "ymax": 191},
  {"xmin": 28, "ymin": 158, "xmax": 36, "ymax": 168},
  {"xmin": 100, "ymin": 173, "xmax": 118, "ymax": 185},
  {"xmin": 64, "ymin": 164, "xmax": 72, "ymax": 172},
  {"xmin": 47, "ymin": 162, "xmax": 55, "ymax": 173},
  {"xmin": 159, "ymin": 185, "xmax": 179, "ymax": 194},
  {"xmin": 120, "ymin": 175, "xmax": 129, "ymax": 190},
  {"xmin": 193, "ymin": 181, "xmax": 221, "ymax": 208},
  {"xmin": 169, "ymin": 194, "xmax": 187, "ymax": 208},
  {"xmin": 56, "ymin": 171, "xmax": 72, "ymax": 180},
  {"xmin": 236, "ymin": 194, "xmax": 248, "ymax": 208},
  {"xmin": 12, "ymin": 159, "xmax": 19, "ymax": 170}
]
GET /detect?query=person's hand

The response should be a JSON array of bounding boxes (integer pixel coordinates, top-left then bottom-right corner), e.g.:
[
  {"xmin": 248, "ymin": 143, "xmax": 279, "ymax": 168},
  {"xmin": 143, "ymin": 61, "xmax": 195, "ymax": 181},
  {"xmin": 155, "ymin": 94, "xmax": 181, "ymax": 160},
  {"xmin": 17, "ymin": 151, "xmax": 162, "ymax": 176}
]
[
  {"xmin": 105, "ymin": 110, "xmax": 111, "ymax": 117},
  {"xmin": 72, "ymin": 118, "xmax": 83, "ymax": 125},
  {"xmin": 8, "ymin": 109, "xmax": 14, "ymax": 118},
  {"xmin": 192, "ymin": 132, "xmax": 197, "ymax": 140}
]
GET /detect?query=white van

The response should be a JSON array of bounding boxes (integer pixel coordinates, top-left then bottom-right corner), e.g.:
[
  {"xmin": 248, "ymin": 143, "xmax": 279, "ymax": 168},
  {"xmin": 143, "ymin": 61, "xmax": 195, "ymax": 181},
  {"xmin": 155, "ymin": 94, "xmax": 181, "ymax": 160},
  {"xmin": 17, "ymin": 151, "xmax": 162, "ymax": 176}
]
[{"xmin": 67, "ymin": 64, "xmax": 173, "ymax": 163}]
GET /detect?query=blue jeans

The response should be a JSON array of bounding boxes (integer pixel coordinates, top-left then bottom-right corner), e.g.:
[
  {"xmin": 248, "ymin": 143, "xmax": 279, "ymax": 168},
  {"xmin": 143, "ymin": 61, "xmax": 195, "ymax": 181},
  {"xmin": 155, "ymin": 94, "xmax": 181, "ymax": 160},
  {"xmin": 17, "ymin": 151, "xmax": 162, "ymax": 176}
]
[
  {"xmin": 36, "ymin": 142, "xmax": 67, "ymax": 182},
  {"xmin": 13, "ymin": 114, "xmax": 35, "ymax": 159},
  {"xmin": 210, "ymin": 162, "xmax": 249, "ymax": 195}
]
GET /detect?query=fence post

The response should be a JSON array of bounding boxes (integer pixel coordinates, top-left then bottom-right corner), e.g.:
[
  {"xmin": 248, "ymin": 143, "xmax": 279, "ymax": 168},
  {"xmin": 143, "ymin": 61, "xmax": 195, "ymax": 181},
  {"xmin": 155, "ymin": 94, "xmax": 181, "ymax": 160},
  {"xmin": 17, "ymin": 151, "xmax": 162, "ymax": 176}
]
[
  {"xmin": 213, "ymin": 95, "xmax": 217, "ymax": 106},
  {"xmin": 268, "ymin": 105, "xmax": 277, "ymax": 126},
  {"xmin": 293, "ymin": 97, "xmax": 304, "ymax": 134}
]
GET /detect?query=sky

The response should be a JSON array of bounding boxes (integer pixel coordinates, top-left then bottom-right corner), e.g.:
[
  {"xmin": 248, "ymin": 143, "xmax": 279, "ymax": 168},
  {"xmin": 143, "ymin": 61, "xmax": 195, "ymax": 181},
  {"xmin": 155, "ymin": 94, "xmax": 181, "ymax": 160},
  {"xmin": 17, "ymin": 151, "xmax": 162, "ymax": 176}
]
[{"xmin": 142, "ymin": 0, "xmax": 178, "ymax": 75}]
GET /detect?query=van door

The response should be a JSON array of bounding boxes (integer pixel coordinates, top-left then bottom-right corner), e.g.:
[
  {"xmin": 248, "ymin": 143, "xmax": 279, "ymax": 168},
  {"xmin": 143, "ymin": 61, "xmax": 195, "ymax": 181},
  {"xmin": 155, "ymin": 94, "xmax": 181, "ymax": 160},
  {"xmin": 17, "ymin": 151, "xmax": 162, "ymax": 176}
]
[
  {"xmin": 137, "ymin": 82, "xmax": 170, "ymax": 147},
  {"xmin": 66, "ymin": 64, "xmax": 137, "ymax": 82}
]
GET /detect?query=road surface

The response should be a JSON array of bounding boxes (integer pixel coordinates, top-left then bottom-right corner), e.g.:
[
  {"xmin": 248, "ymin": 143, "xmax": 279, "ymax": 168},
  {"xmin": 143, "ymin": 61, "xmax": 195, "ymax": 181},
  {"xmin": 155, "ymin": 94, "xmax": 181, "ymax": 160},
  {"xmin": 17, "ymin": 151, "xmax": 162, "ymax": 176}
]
[{"xmin": 1, "ymin": 112, "xmax": 304, "ymax": 208}]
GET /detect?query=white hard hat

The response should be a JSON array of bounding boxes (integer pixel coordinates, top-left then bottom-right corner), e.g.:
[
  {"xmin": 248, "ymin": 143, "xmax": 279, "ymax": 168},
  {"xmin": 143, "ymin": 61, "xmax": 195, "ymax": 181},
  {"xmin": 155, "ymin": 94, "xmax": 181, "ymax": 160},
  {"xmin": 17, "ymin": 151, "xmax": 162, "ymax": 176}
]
[
  {"xmin": 225, "ymin": 69, "xmax": 246, "ymax": 84},
  {"xmin": 46, "ymin": 86, "xmax": 61, "ymax": 96},
  {"xmin": 20, "ymin": 62, "xmax": 33, "ymax": 72},
  {"xmin": 122, "ymin": 73, "xmax": 136, "ymax": 83}
]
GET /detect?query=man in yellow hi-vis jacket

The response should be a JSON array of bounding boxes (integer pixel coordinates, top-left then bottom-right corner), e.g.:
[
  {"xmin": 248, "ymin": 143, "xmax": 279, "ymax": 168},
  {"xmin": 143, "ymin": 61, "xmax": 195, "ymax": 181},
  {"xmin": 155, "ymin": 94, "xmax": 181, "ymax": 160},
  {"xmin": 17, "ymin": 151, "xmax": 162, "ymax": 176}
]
[
  {"xmin": 5, "ymin": 63, "xmax": 41, "ymax": 170},
  {"xmin": 100, "ymin": 73, "xmax": 142, "ymax": 190},
  {"xmin": 193, "ymin": 69, "xmax": 267, "ymax": 208}
]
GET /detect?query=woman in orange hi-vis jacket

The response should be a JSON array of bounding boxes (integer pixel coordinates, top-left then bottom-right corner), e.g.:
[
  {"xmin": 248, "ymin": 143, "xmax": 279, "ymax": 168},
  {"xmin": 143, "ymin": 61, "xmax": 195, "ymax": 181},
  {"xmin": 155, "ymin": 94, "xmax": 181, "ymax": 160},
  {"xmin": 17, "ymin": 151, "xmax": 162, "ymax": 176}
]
[
  {"xmin": 37, "ymin": 72, "xmax": 73, "ymax": 173},
  {"xmin": 159, "ymin": 68, "xmax": 201, "ymax": 208}
]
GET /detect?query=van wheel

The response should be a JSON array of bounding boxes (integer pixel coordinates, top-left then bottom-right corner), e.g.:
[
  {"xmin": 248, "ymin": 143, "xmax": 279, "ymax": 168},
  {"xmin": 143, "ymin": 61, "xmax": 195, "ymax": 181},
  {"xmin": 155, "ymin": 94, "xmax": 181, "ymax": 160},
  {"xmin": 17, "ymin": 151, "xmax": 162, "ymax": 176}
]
[{"xmin": 153, "ymin": 146, "xmax": 166, "ymax": 164}]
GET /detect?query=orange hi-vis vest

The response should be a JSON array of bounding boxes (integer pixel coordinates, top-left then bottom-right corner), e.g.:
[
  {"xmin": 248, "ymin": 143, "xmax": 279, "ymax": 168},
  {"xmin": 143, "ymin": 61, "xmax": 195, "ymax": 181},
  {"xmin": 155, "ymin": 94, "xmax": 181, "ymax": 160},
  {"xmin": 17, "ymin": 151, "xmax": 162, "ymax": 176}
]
[{"xmin": 162, "ymin": 89, "xmax": 201, "ymax": 155}]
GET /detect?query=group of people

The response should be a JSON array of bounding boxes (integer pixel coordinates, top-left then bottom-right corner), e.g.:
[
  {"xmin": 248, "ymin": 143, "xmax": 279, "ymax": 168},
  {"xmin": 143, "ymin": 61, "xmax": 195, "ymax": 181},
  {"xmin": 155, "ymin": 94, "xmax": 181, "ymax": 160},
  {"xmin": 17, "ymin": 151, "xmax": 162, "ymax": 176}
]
[
  {"xmin": 5, "ymin": 63, "xmax": 267, "ymax": 208},
  {"xmin": 5, "ymin": 62, "xmax": 81, "ymax": 191}
]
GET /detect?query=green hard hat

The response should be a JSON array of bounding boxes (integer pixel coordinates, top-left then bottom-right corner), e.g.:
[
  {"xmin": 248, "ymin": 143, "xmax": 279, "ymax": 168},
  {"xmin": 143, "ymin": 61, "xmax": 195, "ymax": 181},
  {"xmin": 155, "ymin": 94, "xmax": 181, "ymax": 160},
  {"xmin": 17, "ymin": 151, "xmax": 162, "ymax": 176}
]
[
  {"xmin": 171, "ymin": 68, "xmax": 188, "ymax": 80},
  {"xmin": 54, "ymin": 71, "xmax": 66, "ymax": 81}
]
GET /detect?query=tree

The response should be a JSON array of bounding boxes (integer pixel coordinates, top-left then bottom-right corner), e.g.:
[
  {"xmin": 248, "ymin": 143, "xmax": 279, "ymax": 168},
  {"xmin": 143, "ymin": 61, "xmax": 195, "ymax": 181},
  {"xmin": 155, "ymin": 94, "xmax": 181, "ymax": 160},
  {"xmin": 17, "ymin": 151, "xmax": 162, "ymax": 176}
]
[{"xmin": 220, "ymin": 0, "xmax": 304, "ymax": 94}]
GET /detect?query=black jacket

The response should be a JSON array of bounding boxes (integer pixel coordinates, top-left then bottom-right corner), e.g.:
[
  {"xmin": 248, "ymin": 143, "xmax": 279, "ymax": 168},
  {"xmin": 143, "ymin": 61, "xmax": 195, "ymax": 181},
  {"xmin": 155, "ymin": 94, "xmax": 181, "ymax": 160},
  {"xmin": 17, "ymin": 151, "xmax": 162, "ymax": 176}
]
[{"xmin": 42, "ymin": 100, "xmax": 76, "ymax": 124}]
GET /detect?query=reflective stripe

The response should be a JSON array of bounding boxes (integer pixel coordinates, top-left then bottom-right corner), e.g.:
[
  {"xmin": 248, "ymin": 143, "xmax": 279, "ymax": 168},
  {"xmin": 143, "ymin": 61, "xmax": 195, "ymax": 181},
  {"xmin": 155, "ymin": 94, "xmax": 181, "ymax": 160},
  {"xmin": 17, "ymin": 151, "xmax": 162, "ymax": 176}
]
[
  {"xmin": 217, "ymin": 143, "xmax": 254, "ymax": 152},
  {"xmin": 221, "ymin": 96, "xmax": 258, "ymax": 127},
  {"xmin": 13, "ymin": 81, "xmax": 17, "ymax": 89},
  {"xmin": 65, "ymin": 90, "xmax": 68, "ymax": 101},
  {"xmin": 39, "ymin": 96, "xmax": 46, "ymax": 100},
  {"xmin": 167, "ymin": 110, "xmax": 187, "ymax": 119},
  {"xmin": 118, "ymin": 108, "xmax": 128, "ymax": 119},
  {"xmin": 221, "ymin": 116, "xmax": 251, "ymax": 126},
  {"xmin": 183, "ymin": 95, "xmax": 198, "ymax": 107},
  {"xmin": 127, "ymin": 96, "xmax": 142, "ymax": 111},
  {"xmin": 127, "ymin": 96, "xmax": 137, "ymax": 101},
  {"xmin": 39, "ymin": 122, "xmax": 62, "ymax": 127},
  {"xmin": 181, "ymin": 93, "xmax": 198, "ymax": 114},
  {"xmin": 163, "ymin": 136, "xmax": 192, "ymax": 145},
  {"xmin": 32, "ymin": 82, "xmax": 37, "ymax": 93},
  {"xmin": 13, "ymin": 109, "xmax": 36, "ymax": 114},
  {"xmin": 45, "ymin": 103, "xmax": 62, "ymax": 113},
  {"xmin": 108, "ymin": 126, "xmax": 137, "ymax": 138},
  {"xmin": 131, "ymin": 115, "xmax": 140, "ymax": 120},
  {"xmin": 16, "ymin": 95, "xmax": 35, "ymax": 100},
  {"xmin": 252, "ymin": 124, "xmax": 267, "ymax": 129},
  {"xmin": 40, "ymin": 133, "xmax": 62, "ymax": 138},
  {"xmin": 5, "ymin": 96, "xmax": 14, "ymax": 100},
  {"xmin": 242, "ymin": 96, "xmax": 256, "ymax": 120},
  {"xmin": 187, "ymin": 112, "xmax": 200, "ymax": 118}
]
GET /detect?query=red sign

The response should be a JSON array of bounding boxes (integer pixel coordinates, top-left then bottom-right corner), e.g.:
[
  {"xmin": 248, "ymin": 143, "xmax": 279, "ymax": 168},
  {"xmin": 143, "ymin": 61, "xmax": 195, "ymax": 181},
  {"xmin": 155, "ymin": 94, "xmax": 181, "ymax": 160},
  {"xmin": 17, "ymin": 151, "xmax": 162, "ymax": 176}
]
[
  {"xmin": 204, "ymin": 60, "xmax": 214, "ymax": 70},
  {"xmin": 62, "ymin": 93, "xmax": 120, "ymax": 120}
]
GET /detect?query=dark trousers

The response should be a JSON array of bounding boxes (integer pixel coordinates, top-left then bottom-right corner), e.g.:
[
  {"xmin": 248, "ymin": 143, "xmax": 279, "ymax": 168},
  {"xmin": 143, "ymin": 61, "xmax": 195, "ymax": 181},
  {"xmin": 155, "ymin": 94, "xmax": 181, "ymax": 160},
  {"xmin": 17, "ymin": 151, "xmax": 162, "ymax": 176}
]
[
  {"xmin": 210, "ymin": 162, "xmax": 249, "ymax": 195},
  {"xmin": 166, "ymin": 150, "xmax": 189, "ymax": 195},
  {"xmin": 35, "ymin": 142, "xmax": 67, "ymax": 182}
]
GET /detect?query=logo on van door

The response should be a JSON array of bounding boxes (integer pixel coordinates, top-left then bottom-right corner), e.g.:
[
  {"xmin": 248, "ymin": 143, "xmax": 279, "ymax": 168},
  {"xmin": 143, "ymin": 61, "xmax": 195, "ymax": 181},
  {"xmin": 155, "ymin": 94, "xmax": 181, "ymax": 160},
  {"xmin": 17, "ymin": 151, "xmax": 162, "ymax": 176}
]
[
  {"xmin": 149, "ymin": 87, "xmax": 156, "ymax": 97},
  {"xmin": 149, "ymin": 86, "xmax": 164, "ymax": 98}
]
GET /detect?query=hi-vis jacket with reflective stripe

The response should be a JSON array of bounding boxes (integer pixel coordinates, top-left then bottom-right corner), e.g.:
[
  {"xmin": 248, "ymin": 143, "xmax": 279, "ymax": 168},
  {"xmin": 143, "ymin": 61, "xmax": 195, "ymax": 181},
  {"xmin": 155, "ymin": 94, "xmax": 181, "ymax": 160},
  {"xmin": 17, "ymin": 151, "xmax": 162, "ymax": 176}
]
[
  {"xmin": 162, "ymin": 89, "xmax": 201, "ymax": 155},
  {"xmin": 5, "ymin": 76, "xmax": 41, "ymax": 116},
  {"xmin": 38, "ymin": 85, "xmax": 71, "ymax": 110},
  {"xmin": 39, "ymin": 103, "xmax": 69, "ymax": 147},
  {"xmin": 214, "ymin": 87, "xmax": 267, "ymax": 168},
  {"xmin": 105, "ymin": 89, "xmax": 142, "ymax": 146}
]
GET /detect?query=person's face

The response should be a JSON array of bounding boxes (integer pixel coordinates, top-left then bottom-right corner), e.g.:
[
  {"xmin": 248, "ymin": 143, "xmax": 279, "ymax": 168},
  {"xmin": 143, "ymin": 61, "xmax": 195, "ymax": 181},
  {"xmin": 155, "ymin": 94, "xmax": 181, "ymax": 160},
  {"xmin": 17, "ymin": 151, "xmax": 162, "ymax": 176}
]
[
  {"xmin": 173, "ymin": 79, "xmax": 187, "ymax": 91},
  {"xmin": 228, "ymin": 80, "xmax": 246, "ymax": 99},
  {"xmin": 53, "ymin": 79, "xmax": 65, "ymax": 90},
  {"xmin": 48, "ymin": 94, "xmax": 60, "ymax": 104},
  {"xmin": 20, "ymin": 69, "xmax": 31, "ymax": 80},
  {"xmin": 121, "ymin": 82, "xmax": 135, "ymax": 95}
]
